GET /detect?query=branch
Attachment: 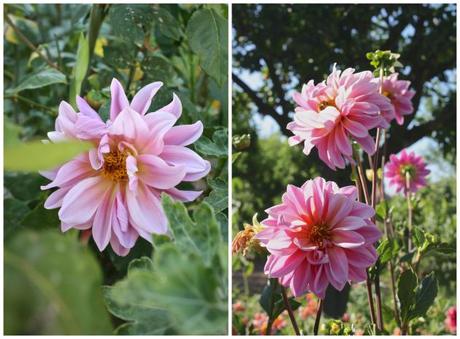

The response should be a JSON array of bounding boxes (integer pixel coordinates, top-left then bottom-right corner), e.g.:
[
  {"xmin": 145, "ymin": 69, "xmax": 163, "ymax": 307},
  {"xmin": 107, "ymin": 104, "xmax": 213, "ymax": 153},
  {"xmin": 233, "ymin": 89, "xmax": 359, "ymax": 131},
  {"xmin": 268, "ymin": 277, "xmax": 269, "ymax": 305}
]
[
  {"xmin": 232, "ymin": 72, "xmax": 290, "ymax": 131},
  {"xmin": 4, "ymin": 13, "xmax": 61, "ymax": 71}
]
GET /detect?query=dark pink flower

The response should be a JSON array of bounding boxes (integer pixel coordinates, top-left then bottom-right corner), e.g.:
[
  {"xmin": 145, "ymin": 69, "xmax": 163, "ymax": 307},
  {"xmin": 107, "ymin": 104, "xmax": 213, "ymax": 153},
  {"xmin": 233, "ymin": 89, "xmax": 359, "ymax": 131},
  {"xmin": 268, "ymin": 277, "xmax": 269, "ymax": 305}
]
[
  {"xmin": 288, "ymin": 66, "xmax": 393, "ymax": 170},
  {"xmin": 385, "ymin": 149, "xmax": 430, "ymax": 193},
  {"xmin": 41, "ymin": 79, "xmax": 210, "ymax": 256},
  {"xmin": 256, "ymin": 177, "xmax": 381, "ymax": 299},
  {"xmin": 376, "ymin": 73, "xmax": 415, "ymax": 125},
  {"xmin": 445, "ymin": 306, "xmax": 456, "ymax": 334}
]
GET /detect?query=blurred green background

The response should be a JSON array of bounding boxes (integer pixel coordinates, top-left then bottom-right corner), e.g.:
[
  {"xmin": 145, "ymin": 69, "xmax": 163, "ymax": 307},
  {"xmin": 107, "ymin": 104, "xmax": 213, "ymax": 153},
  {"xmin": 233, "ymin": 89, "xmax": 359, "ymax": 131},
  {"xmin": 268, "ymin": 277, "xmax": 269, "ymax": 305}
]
[{"xmin": 4, "ymin": 3, "xmax": 228, "ymax": 335}]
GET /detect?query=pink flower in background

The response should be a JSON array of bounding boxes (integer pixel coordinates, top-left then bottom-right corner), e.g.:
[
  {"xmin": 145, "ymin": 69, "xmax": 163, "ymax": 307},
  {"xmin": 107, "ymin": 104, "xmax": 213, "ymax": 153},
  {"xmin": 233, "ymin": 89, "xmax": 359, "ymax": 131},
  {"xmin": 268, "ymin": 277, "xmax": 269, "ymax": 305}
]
[
  {"xmin": 445, "ymin": 306, "xmax": 456, "ymax": 334},
  {"xmin": 288, "ymin": 65, "xmax": 394, "ymax": 170},
  {"xmin": 41, "ymin": 79, "xmax": 210, "ymax": 256},
  {"xmin": 256, "ymin": 177, "xmax": 381, "ymax": 299},
  {"xmin": 375, "ymin": 73, "xmax": 415, "ymax": 125},
  {"xmin": 384, "ymin": 149, "xmax": 430, "ymax": 194}
]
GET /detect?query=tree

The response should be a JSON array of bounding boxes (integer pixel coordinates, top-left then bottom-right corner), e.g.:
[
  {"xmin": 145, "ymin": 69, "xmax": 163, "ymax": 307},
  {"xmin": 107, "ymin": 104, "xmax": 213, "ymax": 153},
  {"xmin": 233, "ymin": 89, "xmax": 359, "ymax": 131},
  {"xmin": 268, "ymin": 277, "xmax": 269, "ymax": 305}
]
[{"xmin": 232, "ymin": 4, "xmax": 456, "ymax": 159}]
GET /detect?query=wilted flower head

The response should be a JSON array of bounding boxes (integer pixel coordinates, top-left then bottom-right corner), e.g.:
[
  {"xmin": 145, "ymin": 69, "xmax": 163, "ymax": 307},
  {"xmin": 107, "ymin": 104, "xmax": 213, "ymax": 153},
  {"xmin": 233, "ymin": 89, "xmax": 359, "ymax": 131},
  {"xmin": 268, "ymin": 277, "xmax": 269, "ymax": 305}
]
[
  {"xmin": 288, "ymin": 65, "xmax": 393, "ymax": 170},
  {"xmin": 41, "ymin": 79, "xmax": 210, "ymax": 256},
  {"xmin": 256, "ymin": 177, "xmax": 381, "ymax": 299},
  {"xmin": 232, "ymin": 213, "xmax": 265, "ymax": 256},
  {"xmin": 375, "ymin": 73, "xmax": 415, "ymax": 125},
  {"xmin": 385, "ymin": 149, "xmax": 430, "ymax": 194},
  {"xmin": 445, "ymin": 306, "xmax": 456, "ymax": 334}
]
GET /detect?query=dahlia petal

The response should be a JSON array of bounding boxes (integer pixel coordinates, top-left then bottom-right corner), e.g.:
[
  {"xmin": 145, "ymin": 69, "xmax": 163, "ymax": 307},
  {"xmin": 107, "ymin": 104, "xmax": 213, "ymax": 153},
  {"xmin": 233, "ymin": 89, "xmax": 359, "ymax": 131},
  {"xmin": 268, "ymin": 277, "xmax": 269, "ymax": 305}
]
[
  {"xmin": 130, "ymin": 81, "xmax": 163, "ymax": 115},
  {"xmin": 76, "ymin": 96, "xmax": 101, "ymax": 119},
  {"xmin": 92, "ymin": 188, "xmax": 115, "ymax": 251},
  {"xmin": 161, "ymin": 145, "xmax": 211, "ymax": 182},
  {"xmin": 331, "ymin": 229, "xmax": 365, "ymax": 248},
  {"xmin": 44, "ymin": 187, "xmax": 70, "ymax": 209},
  {"xmin": 334, "ymin": 216, "xmax": 367, "ymax": 231},
  {"xmin": 59, "ymin": 177, "xmax": 110, "ymax": 224},
  {"xmin": 110, "ymin": 235, "xmax": 131, "ymax": 257},
  {"xmin": 164, "ymin": 188, "xmax": 203, "ymax": 202},
  {"xmin": 343, "ymin": 118, "xmax": 367, "ymax": 138},
  {"xmin": 327, "ymin": 246, "xmax": 348, "ymax": 286},
  {"xmin": 155, "ymin": 93, "xmax": 182, "ymax": 118},
  {"xmin": 137, "ymin": 154, "xmax": 186, "ymax": 189},
  {"xmin": 126, "ymin": 184, "xmax": 168, "ymax": 235},
  {"xmin": 75, "ymin": 114, "xmax": 107, "ymax": 140},
  {"xmin": 109, "ymin": 107, "xmax": 149, "ymax": 144},
  {"xmin": 290, "ymin": 260, "xmax": 311, "ymax": 297},
  {"xmin": 110, "ymin": 78, "xmax": 130, "ymax": 120},
  {"xmin": 268, "ymin": 251, "xmax": 305, "ymax": 278},
  {"xmin": 163, "ymin": 121, "xmax": 204, "ymax": 146}
]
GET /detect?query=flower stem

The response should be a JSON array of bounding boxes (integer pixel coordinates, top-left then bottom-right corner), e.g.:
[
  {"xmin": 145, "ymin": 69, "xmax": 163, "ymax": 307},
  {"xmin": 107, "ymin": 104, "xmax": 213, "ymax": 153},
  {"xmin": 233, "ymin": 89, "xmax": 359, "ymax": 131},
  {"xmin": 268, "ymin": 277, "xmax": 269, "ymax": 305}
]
[
  {"xmin": 366, "ymin": 269, "xmax": 377, "ymax": 326},
  {"xmin": 281, "ymin": 287, "xmax": 300, "ymax": 335},
  {"xmin": 313, "ymin": 298, "xmax": 323, "ymax": 335},
  {"xmin": 265, "ymin": 279, "xmax": 278, "ymax": 335},
  {"xmin": 405, "ymin": 173, "xmax": 413, "ymax": 252}
]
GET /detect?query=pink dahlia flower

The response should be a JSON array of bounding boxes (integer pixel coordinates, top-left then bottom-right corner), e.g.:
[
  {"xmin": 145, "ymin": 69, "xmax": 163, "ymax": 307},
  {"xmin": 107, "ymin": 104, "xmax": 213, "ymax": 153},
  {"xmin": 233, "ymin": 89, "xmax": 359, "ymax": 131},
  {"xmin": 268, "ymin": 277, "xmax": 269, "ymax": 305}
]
[
  {"xmin": 445, "ymin": 306, "xmax": 456, "ymax": 334},
  {"xmin": 41, "ymin": 79, "xmax": 210, "ymax": 256},
  {"xmin": 255, "ymin": 177, "xmax": 381, "ymax": 299},
  {"xmin": 288, "ymin": 65, "xmax": 394, "ymax": 170},
  {"xmin": 384, "ymin": 149, "xmax": 430, "ymax": 194},
  {"xmin": 374, "ymin": 73, "xmax": 415, "ymax": 125}
]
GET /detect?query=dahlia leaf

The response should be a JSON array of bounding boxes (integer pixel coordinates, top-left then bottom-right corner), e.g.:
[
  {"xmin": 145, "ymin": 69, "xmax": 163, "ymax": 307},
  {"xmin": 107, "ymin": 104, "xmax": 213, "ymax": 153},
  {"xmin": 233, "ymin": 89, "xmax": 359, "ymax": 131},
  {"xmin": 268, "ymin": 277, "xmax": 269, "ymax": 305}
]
[
  {"xmin": 6, "ymin": 66, "xmax": 66, "ymax": 94},
  {"xmin": 186, "ymin": 8, "xmax": 228, "ymax": 86},
  {"xmin": 153, "ymin": 7, "xmax": 182, "ymax": 41},
  {"xmin": 161, "ymin": 194, "xmax": 222, "ymax": 266},
  {"xmin": 4, "ymin": 230, "xmax": 112, "ymax": 334},
  {"xmin": 397, "ymin": 268, "xmax": 418, "ymax": 323},
  {"xmin": 69, "ymin": 32, "xmax": 89, "ymax": 108},
  {"xmin": 408, "ymin": 272, "xmax": 438, "ymax": 321},
  {"xmin": 194, "ymin": 128, "xmax": 228, "ymax": 157},
  {"xmin": 204, "ymin": 177, "xmax": 228, "ymax": 213}
]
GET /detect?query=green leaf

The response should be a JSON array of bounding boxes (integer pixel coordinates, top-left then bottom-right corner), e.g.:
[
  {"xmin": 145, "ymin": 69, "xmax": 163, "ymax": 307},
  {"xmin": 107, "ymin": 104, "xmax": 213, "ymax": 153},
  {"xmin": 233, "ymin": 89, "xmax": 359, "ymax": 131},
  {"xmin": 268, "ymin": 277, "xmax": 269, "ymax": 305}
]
[
  {"xmin": 377, "ymin": 238, "xmax": 399, "ymax": 264},
  {"xmin": 5, "ymin": 230, "xmax": 112, "ymax": 334},
  {"xmin": 5, "ymin": 140, "xmax": 92, "ymax": 172},
  {"xmin": 204, "ymin": 177, "xmax": 228, "ymax": 213},
  {"xmin": 20, "ymin": 194, "xmax": 60, "ymax": 230},
  {"xmin": 69, "ymin": 32, "xmax": 89, "ymax": 108},
  {"xmin": 141, "ymin": 55, "xmax": 174, "ymax": 85},
  {"xmin": 6, "ymin": 67, "xmax": 66, "ymax": 94},
  {"xmin": 103, "ymin": 282, "xmax": 172, "ymax": 335},
  {"xmin": 397, "ymin": 269, "xmax": 418, "ymax": 323},
  {"xmin": 194, "ymin": 128, "xmax": 228, "ymax": 157},
  {"xmin": 153, "ymin": 7, "xmax": 182, "ymax": 41},
  {"xmin": 109, "ymin": 5, "xmax": 154, "ymax": 44},
  {"xmin": 260, "ymin": 280, "xmax": 301, "ymax": 320},
  {"xmin": 4, "ymin": 172, "xmax": 47, "ymax": 201},
  {"xmin": 4, "ymin": 198, "xmax": 29, "ymax": 239},
  {"xmin": 161, "ymin": 194, "xmax": 221, "ymax": 266},
  {"xmin": 413, "ymin": 227, "xmax": 426, "ymax": 249},
  {"xmin": 408, "ymin": 272, "xmax": 438, "ymax": 320},
  {"xmin": 186, "ymin": 8, "xmax": 228, "ymax": 85}
]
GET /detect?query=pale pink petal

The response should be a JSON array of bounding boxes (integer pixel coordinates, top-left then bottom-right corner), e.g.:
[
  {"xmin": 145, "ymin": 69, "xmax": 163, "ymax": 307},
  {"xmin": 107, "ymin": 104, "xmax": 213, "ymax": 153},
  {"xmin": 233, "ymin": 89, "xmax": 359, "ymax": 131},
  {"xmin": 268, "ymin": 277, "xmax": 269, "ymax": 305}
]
[{"xmin": 130, "ymin": 81, "xmax": 163, "ymax": 115}]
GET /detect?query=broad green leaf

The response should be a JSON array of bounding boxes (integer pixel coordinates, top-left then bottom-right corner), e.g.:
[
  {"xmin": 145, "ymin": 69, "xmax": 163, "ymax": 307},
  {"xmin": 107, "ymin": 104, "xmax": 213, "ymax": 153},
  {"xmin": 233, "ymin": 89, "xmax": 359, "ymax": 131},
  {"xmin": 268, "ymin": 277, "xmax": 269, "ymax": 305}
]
[
  {"xmin": 69, "ymin": 32, "xmax": 89, "ymax": 108},
  {"xmin": 377, "ymin": 238, "xmax": 399, "ymax": 264},
  {"xmin": 20, "ymin": 194, "xmax": 60, "ymax": 230},
  {"xmin": 260, "ymin": 279, "xmax": 301, "ymax": 321},
  {"xmin": 194, "ymin": 128, "xmax": 228, "ymax": 157},
  {"xmin": 5, "ymin": 140, "xmax": 92, "ymax": 172},
  {"xmin": 109, "ymin": 5, "xmax": 154, "ymax": 44},
  {"xmin": 141, "ymin": 55, "xmax": 174, "ymax": 85},
  {"xmin": 4, "ymin": 172, "xmax": 47, "ymax": 201},
  {"xmin": 413, "ymin": 227, "xmax": 426, "ymax": 249},
  {"xmin": 6, "ymin": 67, "xmax": 66, "ymax": 94},
  {"xmin": 408, "ymin": 272, "xmax": 438, "ymax": 320},
  {"xmin": 397, "ymin": 269, "xmax": 417, "ymax": 323},
  {"xmin": 105, "ymin": 244, "xmax": 227, "ymax": 335},
  {"xmin": 153, "ymin": 7, "xmax": 182, "ymax": 41},
  {"xmin": 204, "ymin": 177, "xmax": 228, "ymax": 213},
  {"xmin": 5, "ymin": 230, "xmax": 112, "ymax": 334},
  {"xmin": 161, "ymin": 194, "xmax": 221, "ymax": 266},
  {"xmin": 186, "ymin": 8, "xmax": 227, "ymax": 85}
]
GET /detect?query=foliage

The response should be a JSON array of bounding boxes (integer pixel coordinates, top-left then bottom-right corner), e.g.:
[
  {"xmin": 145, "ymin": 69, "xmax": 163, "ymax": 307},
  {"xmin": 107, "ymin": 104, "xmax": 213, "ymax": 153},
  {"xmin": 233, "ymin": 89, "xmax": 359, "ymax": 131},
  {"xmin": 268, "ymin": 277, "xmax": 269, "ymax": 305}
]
[{"xmin": 4, "ymin": 3, "xmax": 228, "ymax": 335}]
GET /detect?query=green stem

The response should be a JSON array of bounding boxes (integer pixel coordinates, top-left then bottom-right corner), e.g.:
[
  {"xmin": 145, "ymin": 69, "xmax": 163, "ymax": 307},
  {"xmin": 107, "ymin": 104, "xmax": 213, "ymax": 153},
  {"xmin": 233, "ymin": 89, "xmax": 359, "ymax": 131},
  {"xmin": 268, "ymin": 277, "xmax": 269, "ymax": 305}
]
[
  {"xmin": 265, "ymin": 279, "xmax": 278, "ymax": 335},
  {"xmin": 405, "ymin": 173, "xmax": 413, "ymax": 252}
]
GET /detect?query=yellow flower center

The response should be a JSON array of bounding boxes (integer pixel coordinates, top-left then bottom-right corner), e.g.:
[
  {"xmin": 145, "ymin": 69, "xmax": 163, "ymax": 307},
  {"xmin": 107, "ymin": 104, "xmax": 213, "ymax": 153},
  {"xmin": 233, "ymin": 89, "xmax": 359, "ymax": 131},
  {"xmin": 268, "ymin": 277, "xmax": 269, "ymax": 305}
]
[
  {"xmin": 318, "ymin": 99, "xmax": 336, "ymax": 111},
  {"xmin": 308, "ymin": 222, "xmax": 331, "ymax": 247},
  {"xmin": 102, "ymin": 149, "xmax": 128, "ymax": 182},
  {"xmin": 382, "ymin": 90, "xmax": 393, "ymax": 99}
]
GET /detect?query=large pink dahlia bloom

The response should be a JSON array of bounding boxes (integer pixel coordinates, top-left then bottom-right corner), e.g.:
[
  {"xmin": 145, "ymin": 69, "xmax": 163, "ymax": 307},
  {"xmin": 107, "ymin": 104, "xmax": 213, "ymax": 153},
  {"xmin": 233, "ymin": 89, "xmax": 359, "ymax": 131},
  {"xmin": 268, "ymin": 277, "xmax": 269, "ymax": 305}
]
[
  {"xmin": 41, "ymin": 79, "xmax": 210, "ymax": 256},
  {"xmin": 255, "ymin": 177, "xmax": 381, "ymax": 298},
  {"xmin": 288, "ymin": 66, "xmax": 394, "ymax": 170},
  {"xmin": 374, "ymin": 73, "xmax": 415, "ymax": 125},
  {"xmin": 385, "ymin": 149, "xmax": 430, "ymax": 194}
]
